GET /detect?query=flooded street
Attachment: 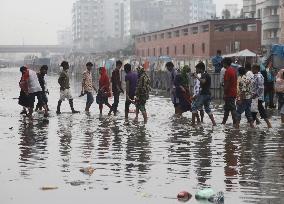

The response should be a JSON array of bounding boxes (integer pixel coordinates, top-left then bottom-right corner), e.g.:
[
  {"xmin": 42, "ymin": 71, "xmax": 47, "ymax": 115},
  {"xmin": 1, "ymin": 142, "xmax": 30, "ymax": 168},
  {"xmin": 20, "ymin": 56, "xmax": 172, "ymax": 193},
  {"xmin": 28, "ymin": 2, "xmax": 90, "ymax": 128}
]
[{"xmin": 1, "ymin": 67, "xmax": 284, "ymax": 204}]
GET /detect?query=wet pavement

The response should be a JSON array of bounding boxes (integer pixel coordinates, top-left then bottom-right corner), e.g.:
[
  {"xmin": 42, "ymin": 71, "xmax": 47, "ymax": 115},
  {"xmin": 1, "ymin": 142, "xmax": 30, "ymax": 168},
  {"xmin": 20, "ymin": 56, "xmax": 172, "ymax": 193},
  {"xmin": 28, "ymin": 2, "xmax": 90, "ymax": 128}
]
[{"xmin": 1, "ymin": 67, "xmax": 284, "ymax": 204}]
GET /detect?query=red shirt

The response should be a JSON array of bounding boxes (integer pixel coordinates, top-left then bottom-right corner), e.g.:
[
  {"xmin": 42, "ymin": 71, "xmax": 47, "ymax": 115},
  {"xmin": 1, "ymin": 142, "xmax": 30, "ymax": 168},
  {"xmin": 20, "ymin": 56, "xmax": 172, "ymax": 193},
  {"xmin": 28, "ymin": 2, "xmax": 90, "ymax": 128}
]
[{"xmin": 224, "ymin": 67, "xmax": 237, "ymax": 97}]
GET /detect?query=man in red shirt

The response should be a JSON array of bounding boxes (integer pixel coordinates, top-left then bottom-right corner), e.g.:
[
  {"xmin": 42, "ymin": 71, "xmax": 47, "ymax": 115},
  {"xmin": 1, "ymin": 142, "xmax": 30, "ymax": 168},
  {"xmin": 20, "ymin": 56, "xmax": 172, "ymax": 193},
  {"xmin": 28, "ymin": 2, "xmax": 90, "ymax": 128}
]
[{"xmin": 222, "ymin": 57, "xmax": 238, "ymax": 126}]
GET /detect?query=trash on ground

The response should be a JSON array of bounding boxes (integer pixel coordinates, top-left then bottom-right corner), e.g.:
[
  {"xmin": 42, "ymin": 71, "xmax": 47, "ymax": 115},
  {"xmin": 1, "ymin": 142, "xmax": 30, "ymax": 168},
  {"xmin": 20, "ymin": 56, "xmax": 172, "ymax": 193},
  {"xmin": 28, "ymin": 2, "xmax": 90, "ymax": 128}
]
[
  {"xmin": 70, "ymin": 180, "xmax": 85, "ymax": 186},
  {"xmin": 177, "ymin": 191, "xmax": 192, "ymax": 202},
  {"xmin": 195, "ymin": 188, "xmax": 215, "ymax": 200},
  {"xmin": 208, "ymin": 191, "xmax": 224, "ymax": 203},
  {"xmin": 40, "ymin": 186, "xmax": 58, "ymax": 191},
  {"xmin": 79, "ymin": 166, "xmax": 95, "ymax": 175}
]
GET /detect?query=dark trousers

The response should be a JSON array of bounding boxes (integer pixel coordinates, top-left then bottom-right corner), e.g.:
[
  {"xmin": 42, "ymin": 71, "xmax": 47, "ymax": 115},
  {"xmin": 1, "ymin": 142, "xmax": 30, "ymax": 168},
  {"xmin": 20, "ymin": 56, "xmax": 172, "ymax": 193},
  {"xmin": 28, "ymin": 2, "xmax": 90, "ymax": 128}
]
[
  {"xmin": 111, "ymin": 92, "xmax": 120, "ymax": 113},
  {"xmin": 125, "ymin": 95, "xmax": 135, "ymax": 113},
  {"xmin": 222, "ymin": 97, "xmax": 237, "ymax": 124},
  {"xmin": 86, "ymin": 91, "xmax": 94, "ymax": 107},
  {"xmin": 252, "ymin": 100, "xmax": 268, "ymax": 121},
  {"xmin": 236, "ymin": 99, "xmax": 253, "ymax": 122}
]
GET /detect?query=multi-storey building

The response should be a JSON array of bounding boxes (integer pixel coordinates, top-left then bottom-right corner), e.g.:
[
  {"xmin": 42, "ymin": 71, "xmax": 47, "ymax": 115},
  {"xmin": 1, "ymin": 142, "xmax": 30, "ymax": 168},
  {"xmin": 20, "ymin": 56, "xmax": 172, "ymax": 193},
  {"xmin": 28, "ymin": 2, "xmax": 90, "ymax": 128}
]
[
  {"xmin": 135, "ymin": 18, "xmax": 261, "ymax": 59},
  {"xmin": 57, "ymin": 27, "xmax": 73, "ymax": 46},
  {"xmin": 72, "ymin": 0, "xmax": 103, "ymax": 50},
  {"xmin": 72, "ymin": 0, "xmax": 130, "ymax": 51},
  {"xmin": 130, "ymin": 0, "xmax": 216, "ymax": 36},
  {"xmin": 280, "ymin": 0, "xmax": 284, "ymax": 43},
  {"xmin": 243, "ymin": 0, "xmax": 280, "ymax": 48}
]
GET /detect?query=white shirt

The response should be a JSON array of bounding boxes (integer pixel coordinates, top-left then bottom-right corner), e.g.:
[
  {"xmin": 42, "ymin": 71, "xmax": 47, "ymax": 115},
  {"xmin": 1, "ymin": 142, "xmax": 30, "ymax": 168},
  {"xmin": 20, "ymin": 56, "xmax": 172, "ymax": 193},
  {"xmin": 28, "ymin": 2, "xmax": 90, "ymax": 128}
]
[
  {"xmin": 246, "ymin": 70, "xmax": 254, "ymax": 81},
  {"xmin": 28, "ymin": 70, "xmax": 42, "ymax": 94},
  {"xmin": 193, "ymin": 73, "xmax": 201, "ymax": 97},
  {"xmin": 220, "ymin": 67, "xmax": 226, "ymax": 85}
]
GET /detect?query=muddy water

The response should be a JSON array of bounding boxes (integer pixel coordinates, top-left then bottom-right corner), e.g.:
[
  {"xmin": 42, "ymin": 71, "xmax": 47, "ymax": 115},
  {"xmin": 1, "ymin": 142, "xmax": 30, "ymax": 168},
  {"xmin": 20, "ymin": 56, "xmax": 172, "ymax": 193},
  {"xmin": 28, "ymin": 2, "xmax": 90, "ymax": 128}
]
[{"xmin": 0, "ymin": 68, "xmax": 284, "ymax": 204}]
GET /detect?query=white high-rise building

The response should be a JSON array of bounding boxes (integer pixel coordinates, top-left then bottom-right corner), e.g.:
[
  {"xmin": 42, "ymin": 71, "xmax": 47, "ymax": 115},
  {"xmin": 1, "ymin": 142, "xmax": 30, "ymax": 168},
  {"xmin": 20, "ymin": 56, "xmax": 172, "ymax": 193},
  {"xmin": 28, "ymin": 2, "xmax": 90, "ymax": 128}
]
[
  {"xmin": 57, "ymin": 27, "xmax": 72, "ymax": 46},
  {"xmin": 130, "ymin": 0, "xmax": 216, "ymax": 35},
  {"xmin": 243, "ymin": 0, "xmax": 280, "ymax": 48},
  {"xmin": 72, "ymin": 0, "xmax": 130, "ymax": 51}
]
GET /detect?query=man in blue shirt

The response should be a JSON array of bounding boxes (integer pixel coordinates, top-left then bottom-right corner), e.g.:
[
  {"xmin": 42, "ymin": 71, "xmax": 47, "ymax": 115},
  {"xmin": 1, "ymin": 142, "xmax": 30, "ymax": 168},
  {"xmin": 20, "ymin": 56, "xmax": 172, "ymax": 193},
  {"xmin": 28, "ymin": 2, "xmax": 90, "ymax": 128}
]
[{"xmin": 212, "ymin": 50, "xmax": 223, "ymax": 73}]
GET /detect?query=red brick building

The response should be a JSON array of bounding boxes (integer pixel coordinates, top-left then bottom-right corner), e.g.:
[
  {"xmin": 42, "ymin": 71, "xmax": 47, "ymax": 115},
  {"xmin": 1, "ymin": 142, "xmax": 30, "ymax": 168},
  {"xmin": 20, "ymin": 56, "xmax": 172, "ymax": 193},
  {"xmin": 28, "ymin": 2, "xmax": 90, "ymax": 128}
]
[{"xmin": 135, "ymin": 18, "xmax": 261, "ymax": 59}]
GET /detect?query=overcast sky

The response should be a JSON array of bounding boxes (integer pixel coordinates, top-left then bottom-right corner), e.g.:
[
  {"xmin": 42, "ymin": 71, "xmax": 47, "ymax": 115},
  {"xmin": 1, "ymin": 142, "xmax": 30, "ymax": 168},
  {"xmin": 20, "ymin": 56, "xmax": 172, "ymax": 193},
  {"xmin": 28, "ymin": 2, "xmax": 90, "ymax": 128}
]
[{"xmin": 0, "ymin": 0, "xmax": 242, "ymax": 45}]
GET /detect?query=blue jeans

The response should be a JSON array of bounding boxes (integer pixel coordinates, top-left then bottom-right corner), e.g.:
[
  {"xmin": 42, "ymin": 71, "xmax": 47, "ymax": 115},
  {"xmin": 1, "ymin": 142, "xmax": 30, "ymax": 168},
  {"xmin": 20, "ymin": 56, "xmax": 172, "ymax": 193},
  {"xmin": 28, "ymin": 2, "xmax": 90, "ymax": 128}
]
[
  {"xmin": 192, "ymin": 94, "xmax": 212, "ymax": 114},
  {"xmin": 236, "ymin": 99, "xmax": 253, "ymax": 122},
  {"xmin": 86, "ymin": 91, "xmax": 94, "ymax": 106}
]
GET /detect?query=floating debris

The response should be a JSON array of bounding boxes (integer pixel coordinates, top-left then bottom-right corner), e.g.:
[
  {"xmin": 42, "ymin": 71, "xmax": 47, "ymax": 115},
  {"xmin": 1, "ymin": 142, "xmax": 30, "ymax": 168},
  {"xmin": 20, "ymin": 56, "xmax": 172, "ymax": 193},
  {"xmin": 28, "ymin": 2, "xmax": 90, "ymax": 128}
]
[
  {"xmin": 70, "ymin": 180, "xmax": 85, "ymax": 186},
  {"xmin": 40, "ymin": 186, "xmax": 58, "ymax": 191},
  {"xmin": 177, "ymin": 191, "xmax": 192, "ymax": 202},
  {"xmin": 195, "ymin": 188, "xmax": 215, "ymax": 200},
  {"xmin": 79, "ymin": 166, "xmax": 95, "ymax": 175}
]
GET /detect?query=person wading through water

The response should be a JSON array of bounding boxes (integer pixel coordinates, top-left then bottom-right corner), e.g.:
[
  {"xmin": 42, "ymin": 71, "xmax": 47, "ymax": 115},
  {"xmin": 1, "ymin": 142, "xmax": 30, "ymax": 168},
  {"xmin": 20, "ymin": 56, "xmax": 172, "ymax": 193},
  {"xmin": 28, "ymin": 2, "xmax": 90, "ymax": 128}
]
[
  {"xmin": 81, "ymin": 62, "xmax": 96, "ymax": 113},
  {"xmin": 124, "ymin": 63, "xmax": 138, "ymax": 120},
  {"xmin": 134, "ymin": 66, "xmax": 151, "ymax": 123},
  {"xmin": 56, "ymin": 61, "xmax": 79, "ymax": 114},
  {"xmin": 109, "ymin": 60, "xmax": 124, "ymax": 116}
]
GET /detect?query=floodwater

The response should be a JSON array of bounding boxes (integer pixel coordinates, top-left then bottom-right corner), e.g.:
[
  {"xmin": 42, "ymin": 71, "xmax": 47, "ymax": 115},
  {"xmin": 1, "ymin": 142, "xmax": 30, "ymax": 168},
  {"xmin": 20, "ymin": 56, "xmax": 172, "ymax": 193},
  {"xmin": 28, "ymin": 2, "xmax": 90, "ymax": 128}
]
[{"xmin": 0, "ymin": 67, "xmax": 284, "ymax": 204}]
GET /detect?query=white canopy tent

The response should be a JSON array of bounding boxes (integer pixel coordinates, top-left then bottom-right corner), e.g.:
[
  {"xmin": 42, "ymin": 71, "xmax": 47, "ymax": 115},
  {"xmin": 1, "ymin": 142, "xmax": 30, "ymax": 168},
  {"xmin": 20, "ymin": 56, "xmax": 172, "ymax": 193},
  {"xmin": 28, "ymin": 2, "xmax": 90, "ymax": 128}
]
[
  {"xmin": 222, "ymin": 49, "xmax": 258, "ymax": 65},
  {"xmin": 222, "ymin": 49, "xmax": 257, "ymax": 58}
]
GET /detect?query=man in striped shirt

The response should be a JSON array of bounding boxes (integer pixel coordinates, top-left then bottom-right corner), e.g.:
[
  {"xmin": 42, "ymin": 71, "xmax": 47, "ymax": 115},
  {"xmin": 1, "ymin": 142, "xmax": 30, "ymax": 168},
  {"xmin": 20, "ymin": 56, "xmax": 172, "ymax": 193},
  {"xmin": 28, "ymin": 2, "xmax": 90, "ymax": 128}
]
[{"xmin": 81, "ymin": 62, "xmax": 96, "ymax": 112}]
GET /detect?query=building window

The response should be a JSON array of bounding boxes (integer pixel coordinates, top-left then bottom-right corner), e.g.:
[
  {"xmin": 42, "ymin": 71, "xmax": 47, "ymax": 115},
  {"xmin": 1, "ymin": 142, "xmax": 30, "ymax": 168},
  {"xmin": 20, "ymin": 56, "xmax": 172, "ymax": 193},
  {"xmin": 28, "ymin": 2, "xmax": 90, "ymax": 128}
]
[
  {"xmin": 234, "ymin": 41, "xmax": 240, "ymax": 51},
  {"xmin": 147, "ymin": 48, "xmax": 150, "ymax": 56},
  {"xmin": 160, "ymin": 33, "xmax": 164, "ymax": 39},
  {"xmin": 191, "ymin": 27, "xmax": 198, "ymax": 34},
  {"xmin": 174, "ymin": 30, "xmax": 180, "ymax": 37},
  {"xmin": 202, "ymin": 43, "xmax": 205, "ymax": 54},
  {"xmin": 142, "ymin": 49, "xmax": 145, "ymax": 57},
  {"xmin": 182, "ymin": 28, "xmax": 188, "ymax": 36},
  {"xmin": 142, "ymin": 37, "xmax": 146, "ymax": 42},
  {"xmin": 153, "ymin": 35, "xmax": 157, "ymax": 40},
  {"xmin": 192, "ymin": 44, "xmax": 195, "ymax": 54},
  {"xmin": 166, "ymin": 47, "xmax": 169, "ymax": 55},
  {"xmin": 160, "ymin": 47, "xmax": 162, "ymax": 55},
  {"xmin": 148, "ymin": 36, "xmax": 151, "ymax": 41},
  {"xmin": 174, "ymin": 46, "xmax": 177, "ymax": 55},
  {"xmin": 201, "ymin": 25, "xmax": 209, "ymax": 32},
  {"xmin": 183, "ymin": 45, "xmax": 186, "ymax": 55},
  {"xmin": 153, "ymin": 48, "xmax": 156, "ymax": 56},
  {"xmin": 167, "ymin": 32, "xmax": 172, "ymax": 38}
]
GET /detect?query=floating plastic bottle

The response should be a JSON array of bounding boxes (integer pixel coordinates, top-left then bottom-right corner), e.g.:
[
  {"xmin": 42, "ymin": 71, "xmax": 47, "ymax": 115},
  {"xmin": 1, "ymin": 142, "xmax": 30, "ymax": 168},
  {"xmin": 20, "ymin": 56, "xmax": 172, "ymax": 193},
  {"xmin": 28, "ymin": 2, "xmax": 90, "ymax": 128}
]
[{"xmin": 195, "ymin": 188, "xmax": 215, "ymax": 200}]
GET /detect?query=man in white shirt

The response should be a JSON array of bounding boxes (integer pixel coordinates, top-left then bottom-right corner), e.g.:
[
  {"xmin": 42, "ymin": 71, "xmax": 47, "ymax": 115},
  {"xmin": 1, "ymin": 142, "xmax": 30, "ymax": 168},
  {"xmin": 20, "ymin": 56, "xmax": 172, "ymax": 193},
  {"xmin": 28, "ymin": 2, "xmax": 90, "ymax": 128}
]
[{"xmin": 19, "ymin": 66, "xmax": 49, "ymax": 117}]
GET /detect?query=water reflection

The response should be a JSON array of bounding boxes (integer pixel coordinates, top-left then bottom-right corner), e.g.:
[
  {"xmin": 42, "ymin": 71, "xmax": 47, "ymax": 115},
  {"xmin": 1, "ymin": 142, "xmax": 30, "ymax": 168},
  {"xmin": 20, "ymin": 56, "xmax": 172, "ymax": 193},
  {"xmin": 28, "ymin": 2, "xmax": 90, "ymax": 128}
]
[
  {"xmin": 194, "ymin": 129, "xmax": 213, "ymax": 187},
  {"xmin": 167, "ymin": 116, "xmax": 192, "ymax": 180},
  {"xmin": 224, "ymin": 131, "xmax": 240, "ymax": 192},
  {"xmin": 125, "ymin": 125, "xmax": 151, "ymax": 185},
  {"xmin": 58, "ymin": 116, "xmax": 73, "ymax": 173},
  {"xmin": 1, "ymin": 68, "xmax": 284, "ymax": 204},
  {"xmin": 18, "ymin": 117, "xmax": 49, "ymax": 178}
]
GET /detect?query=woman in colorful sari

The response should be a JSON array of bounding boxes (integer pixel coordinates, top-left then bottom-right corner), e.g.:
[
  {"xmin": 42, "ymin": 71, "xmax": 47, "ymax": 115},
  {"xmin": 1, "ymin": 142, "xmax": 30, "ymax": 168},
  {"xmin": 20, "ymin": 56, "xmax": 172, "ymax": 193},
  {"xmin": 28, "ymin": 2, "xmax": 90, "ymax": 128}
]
[
  {"xmin": 174, "ymin": 65, "xmax": 192, "ymax": 115},
  {"xmin": 97, "ymin": 67, "xmax": 112, "ymax": 116}
]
